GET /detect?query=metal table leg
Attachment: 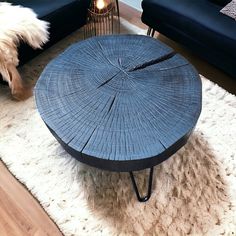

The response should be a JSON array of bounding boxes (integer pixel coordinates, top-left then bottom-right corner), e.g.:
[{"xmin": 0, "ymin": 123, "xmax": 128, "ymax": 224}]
[
  {"xmin": 129, "ymin": 167, "xmax": 154, "ymax": 202},
  {"xmin": 116, "ymin": 0, "xmax": 120, "ymax": 18},
  {"xmin": 147, "ymin": 27, "xmax": 155, "ymax": 37}
]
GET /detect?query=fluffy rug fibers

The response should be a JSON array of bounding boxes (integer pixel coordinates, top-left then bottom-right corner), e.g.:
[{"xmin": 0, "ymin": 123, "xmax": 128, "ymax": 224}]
[{"xmin": 0, "ymin": 20, "xmax": 236, "ymax": 236}]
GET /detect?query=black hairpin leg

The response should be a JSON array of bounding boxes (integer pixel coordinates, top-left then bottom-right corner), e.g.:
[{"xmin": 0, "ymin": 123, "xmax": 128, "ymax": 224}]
[
  {"xmin": 116, "ymin": 0, "xmax": 120, "ymax": 18},
  {"xmin": 151, "ymin": 29, "xmax": 155, "ymax": 37},
  {"xmin": 129, "ymin": 167, "xmax": 154, "ymax": 202},
  {"xmin": 147, "ymin": 27, "xmax": 156, "ymax": 37},
  {"xmin": 115, "ymin": 0, "xmax": 120, "ymax": 33}
]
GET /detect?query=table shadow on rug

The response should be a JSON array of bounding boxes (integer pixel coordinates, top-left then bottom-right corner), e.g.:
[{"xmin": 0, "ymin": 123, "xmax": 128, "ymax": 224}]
[{"xmin": 76, "ymin": 133, "xmax": 230, "ymax": 235}]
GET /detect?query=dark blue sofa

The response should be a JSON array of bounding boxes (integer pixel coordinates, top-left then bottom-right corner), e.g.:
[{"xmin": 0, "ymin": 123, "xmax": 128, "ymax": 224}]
[
  {"xmin": 141, "ymin": 0, "xmax": 236, "ymax": 78},
  {"xmin": 9, "ymin": 0, "xmax": 91, "ymax": 65}
]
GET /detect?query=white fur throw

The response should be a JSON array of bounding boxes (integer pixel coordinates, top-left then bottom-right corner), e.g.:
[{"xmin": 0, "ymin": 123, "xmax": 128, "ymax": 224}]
[{"xmin": 0, "ymin": 2, "xmax": 49, "ymax": 100}]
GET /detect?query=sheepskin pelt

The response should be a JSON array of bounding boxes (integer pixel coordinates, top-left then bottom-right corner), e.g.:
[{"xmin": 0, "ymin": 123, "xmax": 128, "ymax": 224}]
[{"xmin": 0, "ymin": 2, "xmax": 49, "ymax": 99}]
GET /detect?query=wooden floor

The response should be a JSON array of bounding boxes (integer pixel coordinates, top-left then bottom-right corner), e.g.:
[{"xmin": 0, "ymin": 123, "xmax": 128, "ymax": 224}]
[
  {"xmin": 0, "ymin": 3, "xmax": 235, "ymax": 236},
  {"xmin": 0, "ymin": 162, "xmax": 62, "ymax": 236}
]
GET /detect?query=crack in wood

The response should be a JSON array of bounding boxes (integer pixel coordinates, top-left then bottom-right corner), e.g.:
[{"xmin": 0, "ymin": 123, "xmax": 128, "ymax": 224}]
[
  {"xmin": 80, "ymin": 128, "xmax": 97, "ymax": 152},
  {"xmin": 97, "ymin": 73, "xmax": 118, "ymax": 88},
  {"xmin": 97, "ymin": 69, "xmax": 131, "ymax": 89},
  {"xmin": 129, "ymin": 52, "xmax": 176, "ymax": 72},
  {"xmin": 108, "ymin": 95, "xmax": 116, "ymax": 113},
  {"xmin": 159, "ymin": 139, "xmax": 167, "ymax": 149},
  {"xmin": 80, "ymin": 95, "xmax": 117, "ymax": 152}
]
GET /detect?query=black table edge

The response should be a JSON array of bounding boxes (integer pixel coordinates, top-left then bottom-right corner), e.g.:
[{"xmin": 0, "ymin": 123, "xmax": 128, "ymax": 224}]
[{"xmin": 47, "ymin": 124, "xmax": 193, "ymax": 172}]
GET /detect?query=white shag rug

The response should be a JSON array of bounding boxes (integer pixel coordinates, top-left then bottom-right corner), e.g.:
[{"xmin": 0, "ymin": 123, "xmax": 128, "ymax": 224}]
[{"xmin": 0, "ymin": 19, "xmax": 236, "ymax": 236}]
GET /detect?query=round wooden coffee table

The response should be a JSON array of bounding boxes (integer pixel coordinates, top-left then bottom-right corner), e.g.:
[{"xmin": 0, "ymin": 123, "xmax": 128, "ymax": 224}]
[{"xmin": 35, "ymin": 35, "xmax": 202, "ymax": 202}]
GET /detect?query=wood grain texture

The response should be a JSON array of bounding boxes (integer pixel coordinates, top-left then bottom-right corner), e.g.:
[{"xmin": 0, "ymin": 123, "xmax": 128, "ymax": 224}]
[
  {"xmin": 35, "ymin": 35, "xmax": 202, "ymax": 171},
  {"xmin": 0, "ymin": 161, "xmax": 62, "ymax": 236}
]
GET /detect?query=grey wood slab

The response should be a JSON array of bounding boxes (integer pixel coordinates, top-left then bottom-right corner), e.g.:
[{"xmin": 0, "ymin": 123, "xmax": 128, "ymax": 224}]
[{"xmin": 35, "ymin": 35, "xmax": 202, "ymax": 172}]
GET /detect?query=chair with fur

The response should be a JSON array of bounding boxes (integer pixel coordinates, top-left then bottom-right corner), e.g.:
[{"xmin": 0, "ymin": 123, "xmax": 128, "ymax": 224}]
[{"xmin": 0, "ymin": 2, "xmax": 49, "ymax": 100}]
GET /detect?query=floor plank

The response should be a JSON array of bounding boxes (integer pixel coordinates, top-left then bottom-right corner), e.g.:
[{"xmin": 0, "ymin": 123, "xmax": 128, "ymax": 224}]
[
  {"xmin": 120, "ymin": 2, "xmax": 146, "ymax": 29},
  {"xmin": 0, "ymin": 162, "xmax": 62, "ymax": 236}
]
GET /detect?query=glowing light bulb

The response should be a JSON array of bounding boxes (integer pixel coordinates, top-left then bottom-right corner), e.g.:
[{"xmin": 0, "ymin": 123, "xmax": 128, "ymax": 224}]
[{"xmin": 96, "ymin": 0, "xmax": 105, "ymax": 10}]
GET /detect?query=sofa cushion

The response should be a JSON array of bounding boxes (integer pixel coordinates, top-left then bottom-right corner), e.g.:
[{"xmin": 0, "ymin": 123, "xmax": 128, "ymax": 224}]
[
  {"xmin": 208, "ymin": 0, "xmax": 231, "ymax": 6},
  {"xmin": 9, "ymin": 0, "xmax": 84, "ymax": 18},
  {"xmin": 142, "ymin": 0, "xmax": 236, "ymax": 58}
]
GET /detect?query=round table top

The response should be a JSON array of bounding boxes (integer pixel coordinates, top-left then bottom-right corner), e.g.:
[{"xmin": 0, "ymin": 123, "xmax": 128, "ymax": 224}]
[{"xmin": 35, "ymin": 35, "xmax": 202, "ymax": 172}]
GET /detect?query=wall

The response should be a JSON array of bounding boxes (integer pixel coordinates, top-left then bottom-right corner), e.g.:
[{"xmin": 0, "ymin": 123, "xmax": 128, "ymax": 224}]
[{"xmin": 120, "ymin": 0, "xmax": 142, "ymax": 11}]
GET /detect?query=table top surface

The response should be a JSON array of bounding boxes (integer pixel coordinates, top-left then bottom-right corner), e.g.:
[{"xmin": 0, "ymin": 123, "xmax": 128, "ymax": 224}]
[{"xmin": 35, "ymin": 35, "xmax": 202, "ymax": 172}]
